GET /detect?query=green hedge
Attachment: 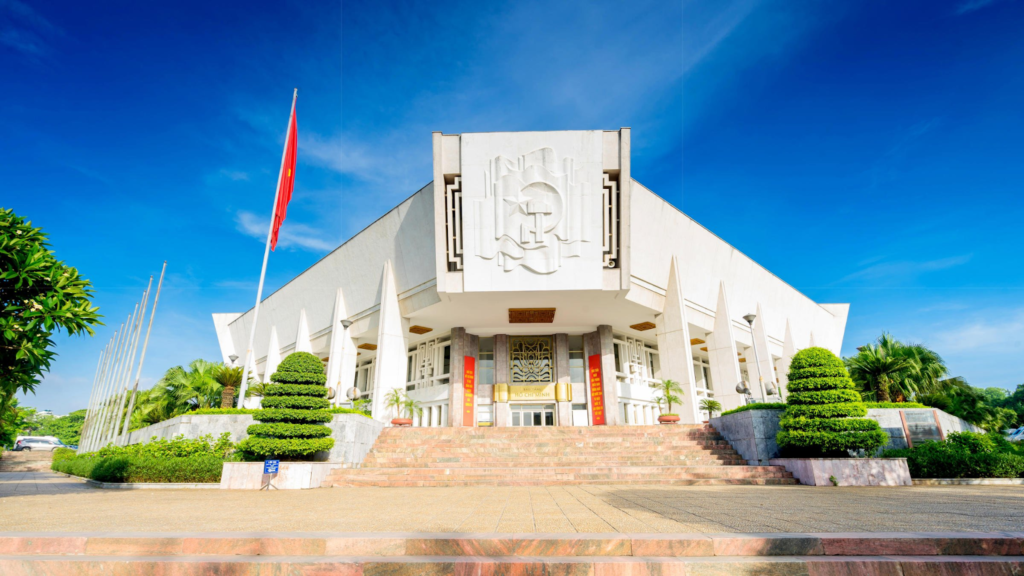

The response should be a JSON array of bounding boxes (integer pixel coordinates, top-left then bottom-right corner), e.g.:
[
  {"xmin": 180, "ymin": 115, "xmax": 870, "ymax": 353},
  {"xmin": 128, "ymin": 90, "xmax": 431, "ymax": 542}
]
[
  {"xmin": 864, "ymin": 402, "xmax": 928, "ymax": 409},
  {"xmin": 785, "ymin": 389, "xmax": 863, "ymax": 406},
  {"xmin": 260, "ymin": 395, "xmax": 331, "ymax": 410},
  {"xmin": 269, "ymin": 371, "xmax": 328, "ymax": 385},
  {"xmin": 239, "ymin": 352, "xmax": 335, "ymax": 460},
  {"xmin": 720, "ymin": 403, "xmax": 787, "ymax": 416},
  {"xmin": 883, "ymin": 432, "xmax": 1024, "ymax": 478},
  {"xmin": 777, "ymin": 347, "xmax": 886, "ymax": 457},
  {"xmin": 262, "ymin": 384, "xmax": 328, "ymax": 398},
  {"xmin": 192, "ymin": 408, "xmax": 258, "ymax": 416},
  {"xmin": 255, "ymin": 408, "xmax": 334, "ymax": 423},
  {"xmin": 238, "ymin": 437, "xmax": 334, "ymax": 458},
  {"xmin": 53, "ymin": 454, "xmax": 224, "ymax": 483},
  {"xmin": 247, "ymin": 423, "xmax": 333, "ymax": 439},
  {"xmin": 326, "ymin": 406, "xmax": 370, "ymax": 416}
]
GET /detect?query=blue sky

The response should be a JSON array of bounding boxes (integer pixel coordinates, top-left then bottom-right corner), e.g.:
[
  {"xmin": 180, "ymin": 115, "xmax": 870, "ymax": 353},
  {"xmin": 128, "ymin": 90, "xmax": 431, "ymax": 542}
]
[{"xmin": 3, "ymin": 0, "xmax": 1022, "ymax": 414}]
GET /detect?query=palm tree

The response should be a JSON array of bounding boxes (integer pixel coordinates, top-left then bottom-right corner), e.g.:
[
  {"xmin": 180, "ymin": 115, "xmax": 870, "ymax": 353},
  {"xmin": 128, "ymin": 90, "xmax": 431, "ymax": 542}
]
[
  {"xmin": 384, "ymin": 389, "xmax": 404, "ymax": 420},
  {"xmin": 846, "ymin": 334, "xmax": 949, "ymax": 402},
  {"xmin": 215, "ymin": 366, "xmax": 243, "ymax": 408},
  {"xmin": 699, "ymin": 398, "xmax": 722, "ymax": 420},
  {"xmin": 401, "ymin": 397, "xmax": 423, "ymax": 421},
  {"xmin": 652, "ymin": 379, "xmax": 684, "ymax": 414},
  {"xmin": 157, "ymin": 359, "xmax": 224, "ymax": 411}
]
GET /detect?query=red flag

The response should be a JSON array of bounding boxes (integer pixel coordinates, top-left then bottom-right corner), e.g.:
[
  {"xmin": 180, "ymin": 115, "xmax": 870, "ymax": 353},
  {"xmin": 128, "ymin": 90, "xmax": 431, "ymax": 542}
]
[{"xmin": 270, "ymin": 101, "xmax": 297, "ymax": 251}]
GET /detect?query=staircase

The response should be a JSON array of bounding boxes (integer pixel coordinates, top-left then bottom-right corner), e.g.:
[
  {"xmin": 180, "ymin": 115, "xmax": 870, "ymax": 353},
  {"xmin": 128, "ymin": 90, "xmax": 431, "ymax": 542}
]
[{"xmin": 323, "ymin": 424, "xmax": 796, "ymax": 487}]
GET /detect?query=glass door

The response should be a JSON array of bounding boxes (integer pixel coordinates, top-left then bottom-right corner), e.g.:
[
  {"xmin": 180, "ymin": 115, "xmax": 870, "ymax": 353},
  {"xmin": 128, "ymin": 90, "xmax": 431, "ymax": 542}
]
[{"xmin": 511, "ymin": 404, "xmax": 555, "ymax": 426}]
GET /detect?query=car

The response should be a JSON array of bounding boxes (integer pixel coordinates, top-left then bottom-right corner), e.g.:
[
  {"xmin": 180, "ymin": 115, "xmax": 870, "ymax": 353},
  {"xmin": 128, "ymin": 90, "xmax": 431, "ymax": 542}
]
[
  {"xmin": 13, "ymin": 437, "xmax": 70, "ymax": 452},
  {"xmin": 1007, "ymin": 427, "xmax": 1024, "ymax": 443}
]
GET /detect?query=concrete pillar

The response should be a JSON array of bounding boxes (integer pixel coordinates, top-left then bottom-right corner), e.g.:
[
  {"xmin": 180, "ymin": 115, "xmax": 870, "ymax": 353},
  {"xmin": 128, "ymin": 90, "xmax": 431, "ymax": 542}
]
[
  {"xmin": 554, "ymin": 333, "xmax": 572, "ymax": 426},
  {"xmin": 584, "ymin": 325, "xmax": 620, "ymax": 426},
  {"xmin": 264, "ymin": 326, "xmax": 282, "ymax": 382},
  {"xmin": 751, "ymin": 303, "xmax": 778, "ymax": 400},
  {"xmin": 707, "ymin": 283, "xmax": 744, "ymax": 412},
  {"xmin": 448, "ymin": 327, "xmax": 467, "ymax": 426},
  {"xmin": 654, "ymin": 256, "xmax": 701, "ymax": 424},
  {"xmin": 494, "ymin": 334, "xmax": 510, "ymax": 427},
  {"xmin": 294, "ymin": 309, "xmax": 312, "ymax": 354},
  {"xmin": 777, "ymin": 320, "xmax": 798, "ymax": 400},
  {"xmin": 325, "ymin": 288, "xmax": 357, "ymax": 405},
  {"xmin": 369, "ymin": 260, "xmax": 409, "ymax": 424}
]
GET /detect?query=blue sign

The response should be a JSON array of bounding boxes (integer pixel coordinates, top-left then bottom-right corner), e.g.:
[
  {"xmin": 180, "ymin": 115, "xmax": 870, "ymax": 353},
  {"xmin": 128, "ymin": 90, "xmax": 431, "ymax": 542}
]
[{"xmin": 264, "ymin": 460, "xmax": 280, "ymax": 474}]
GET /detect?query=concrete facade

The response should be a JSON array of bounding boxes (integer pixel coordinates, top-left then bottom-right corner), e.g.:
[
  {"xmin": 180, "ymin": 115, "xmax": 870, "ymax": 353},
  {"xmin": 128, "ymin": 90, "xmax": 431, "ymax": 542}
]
[{"xmin": 214, "ymin": 129, "xmax": 851, "ymax": 427}]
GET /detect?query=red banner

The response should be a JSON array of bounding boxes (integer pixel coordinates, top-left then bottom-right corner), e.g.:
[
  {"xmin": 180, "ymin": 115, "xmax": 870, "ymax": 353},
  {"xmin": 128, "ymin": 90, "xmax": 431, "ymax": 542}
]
[
  {"xmin": 463, "ymin": 356, "xmax": 476, "ymax": 426},
  {"xmin": 588, "ymin": 354, "xmax": 606, "ymax": 425}
]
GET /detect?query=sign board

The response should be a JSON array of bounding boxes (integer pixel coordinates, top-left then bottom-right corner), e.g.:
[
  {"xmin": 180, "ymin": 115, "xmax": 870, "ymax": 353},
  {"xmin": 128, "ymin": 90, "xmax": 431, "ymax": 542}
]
[
  {"xmin": 902, "ymin": 410, "xmax": 944, "ymax": 448},
  {"xmin": 263, "ymin": 460, "xmax": 280, "ymax": 475},
  {"xmin": 588, "ymin": 354, "xmax": 606, "ymax": 425},
  {"xmin": 463, "ymin": 356, "xmax": 476, "ymax": 426},
  {"xmin": 508, "ymin": 384, "xmax": 556, "ymax": 401}
]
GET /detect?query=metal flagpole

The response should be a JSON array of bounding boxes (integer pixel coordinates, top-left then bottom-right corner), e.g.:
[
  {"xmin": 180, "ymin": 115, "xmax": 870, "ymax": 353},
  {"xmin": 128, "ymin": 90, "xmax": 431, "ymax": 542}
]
[
  {"xmin": 80, "ymin": 348, "xmax": 106, "ymax": 453},
  {"xmin": 108, "ymin": 281, "xmax": 151, "ymax": 444},
  {"xmin": 86, "ymin": 337, "xmax": 116, "ymax": 451},
  {"xmin": 237, "ymin": 88, "xmax": 298, "ymax": 408},
  {"xmin": 96, "ymin": 308, "xmax": 135, "ymax": 450},
  {"xmin": 88, "ymin": 324, "xmax": 122, "ymax": 451},
  {"xmin": 121, "ymin": 262, "xmax": 167, "ymax": 443}
]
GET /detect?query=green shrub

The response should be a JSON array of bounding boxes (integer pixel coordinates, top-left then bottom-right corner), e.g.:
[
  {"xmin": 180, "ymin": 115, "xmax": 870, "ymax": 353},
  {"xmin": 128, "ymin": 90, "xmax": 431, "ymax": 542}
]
[
  {"xmin": 93, "ymin": 433, "xmax": 235, "ymax": 459},
  {"xmin": 239, "ymin": 352, "xmax": 335, "ymax": 460},
  {"xmin": 52, "ymin": 447, "xmax": 76, "ymax": 463},
  {"xmin": 192, "ymin": 408, "xmax": 258, "ymax": 416},
  {"xmin": 863, "ymin": 402, "xmax": 928, "ymax": 409},
  {"xmin": 720, "ymin": 402, "xmax": 787, "ymax": 416},
  {"xmin": 53, "ymin": 454, "xmax": 224, "ymax": 483},
  {"xmin": 777, "ymin": 347, "xmax": 887, "ymax": 457},
  {"xmin": 883, "ymin": 431, "xmax": 1024, "ymax": 478},
  {"xmin": 326, "ymin": 406, "xmax": 370, "ymax": 416}
]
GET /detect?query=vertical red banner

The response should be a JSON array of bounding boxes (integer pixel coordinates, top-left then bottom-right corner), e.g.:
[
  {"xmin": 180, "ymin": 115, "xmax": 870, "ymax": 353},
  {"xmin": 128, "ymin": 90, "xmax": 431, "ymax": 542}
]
[
  {"xmin": 588, "ymin": 354, "xmax": 606, "ymax": 425},
  {"xmin": 463, "ymin": 356, "xmax": 476, "ymax": 427}
]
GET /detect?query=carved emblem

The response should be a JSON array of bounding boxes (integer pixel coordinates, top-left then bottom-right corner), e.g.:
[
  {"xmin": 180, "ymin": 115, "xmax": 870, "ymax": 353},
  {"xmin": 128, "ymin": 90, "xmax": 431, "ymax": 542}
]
[{"xmin": 473, "ymin": 148, "xmax": 591, "ymax": 274}]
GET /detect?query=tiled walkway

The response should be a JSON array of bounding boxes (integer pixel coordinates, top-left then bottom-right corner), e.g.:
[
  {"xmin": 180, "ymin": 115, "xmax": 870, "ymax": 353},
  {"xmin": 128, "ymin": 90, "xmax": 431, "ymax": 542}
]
[{"xmin": 2, "ymin": 471, "xmax": 1023, "ymax": 534}]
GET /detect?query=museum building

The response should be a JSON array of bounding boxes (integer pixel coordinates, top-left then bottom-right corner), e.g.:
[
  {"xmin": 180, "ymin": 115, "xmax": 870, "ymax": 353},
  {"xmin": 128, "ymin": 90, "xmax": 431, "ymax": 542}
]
[{"xmin": 213, "ymin": 129, "xmax": 849, "ymax": 427}]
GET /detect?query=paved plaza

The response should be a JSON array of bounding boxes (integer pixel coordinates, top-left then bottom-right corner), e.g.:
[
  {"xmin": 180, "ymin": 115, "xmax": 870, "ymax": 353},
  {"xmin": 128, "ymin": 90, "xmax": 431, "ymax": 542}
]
[{"xmin": 1, "ymin": 471, "xmax": 1022, "ymax": 534}]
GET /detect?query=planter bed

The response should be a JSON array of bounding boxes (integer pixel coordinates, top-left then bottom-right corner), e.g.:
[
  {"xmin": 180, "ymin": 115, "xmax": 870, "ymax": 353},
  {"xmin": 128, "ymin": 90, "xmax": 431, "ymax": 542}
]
[{"xmin": 769, "ymin": 457, "xmax": 912, "ymax": 486}]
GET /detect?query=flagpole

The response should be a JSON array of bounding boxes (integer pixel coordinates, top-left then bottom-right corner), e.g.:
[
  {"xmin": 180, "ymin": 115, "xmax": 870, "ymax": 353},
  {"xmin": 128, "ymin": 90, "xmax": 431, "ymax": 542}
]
[{"xmin": 237, "ymin": 88, "xmax": 297, "ymax": 407}]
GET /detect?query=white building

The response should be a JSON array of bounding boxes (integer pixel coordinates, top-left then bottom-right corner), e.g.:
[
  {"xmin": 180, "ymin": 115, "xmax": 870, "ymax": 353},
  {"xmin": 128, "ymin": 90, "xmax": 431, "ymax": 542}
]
[{"xmin": 213, "ymin": 129, "xmax": 848, "ymax": 427}]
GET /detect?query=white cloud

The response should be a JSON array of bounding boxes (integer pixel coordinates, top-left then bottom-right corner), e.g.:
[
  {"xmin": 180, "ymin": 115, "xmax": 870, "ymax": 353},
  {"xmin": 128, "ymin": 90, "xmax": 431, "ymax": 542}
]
[
  {"xmin": 930, "ymin": 308, "xmax": 1024, "ymax": 354},
  {"xmin": 234, "ymin": 210, "xmax": 336, "ymax": 252},
  {"xmin": 0, "ymin": 0, "xmax": 63, "ymax": 59},
  {"xmin": 955, "ymin": 0, "xmax": 1009, "ymax": 15},
  {"xmin": 836, "ymin": 254, "xmax": 972, "ymax": 285}
]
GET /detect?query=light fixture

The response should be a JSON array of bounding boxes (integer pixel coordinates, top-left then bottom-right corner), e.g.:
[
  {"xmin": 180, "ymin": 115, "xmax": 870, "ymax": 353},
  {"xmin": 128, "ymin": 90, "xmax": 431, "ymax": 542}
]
[
  {"xmin": 346, "ymin": 387, "xmax": 362, "ymax": 401},
  {"xmin": 735, "ymin": 381, "xmax": 751, "ymax": 395},
  {"xmin": 341, "ymin": 319, "xmax": 353, "ymax": 329},
  {"xmin": 229, "ymin": 354, "xmax": 239, "ymax": 366}
]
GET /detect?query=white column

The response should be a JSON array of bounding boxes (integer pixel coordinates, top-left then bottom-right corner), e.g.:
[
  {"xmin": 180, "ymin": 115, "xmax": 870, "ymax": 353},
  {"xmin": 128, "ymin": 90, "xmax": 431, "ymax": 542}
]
[
  {"xmin": 654, "ymin": 256, "xmax": 701, "ymax": 424},
  {"xmin": 264, "ymin": 326, "xmax": 282, "ymax": 382},
  {"xmin": 325, "ymin": 288, "xmax": 358, "ymax": 405},
  {"xmin": 707, "ymin": 282, "xmax": 744, "ymax": 412},
  {"xmin": 751, "ymin": 303, "xmax": 778, "ymax": 400},
  {"xmin": 777, "ymin": 320, "xmax": 798, "ymax": 400},
  {"xmin": 294, "ymin": 309, "xmax": 312, "ymax": 354},
  {"xmin": 370, "ymin": 260, "xmax": 409, "ymax": 424}
]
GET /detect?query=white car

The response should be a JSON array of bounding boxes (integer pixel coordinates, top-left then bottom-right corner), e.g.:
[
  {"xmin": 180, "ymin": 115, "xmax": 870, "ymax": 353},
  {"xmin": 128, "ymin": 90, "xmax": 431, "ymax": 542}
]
[
  {"xmin": 13, "ymin": 437, "xmax": 69, "ymax": 452},
  {"xmin": 1007, "ymin": 427, "xmax": 1024, "ymax": 443}
]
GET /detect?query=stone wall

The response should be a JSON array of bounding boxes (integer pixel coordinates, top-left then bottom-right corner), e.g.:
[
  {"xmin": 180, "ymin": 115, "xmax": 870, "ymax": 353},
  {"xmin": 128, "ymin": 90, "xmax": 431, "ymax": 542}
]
[
  {"xmin": 107, "ymin": 413, "xmax": 384, "ymax": 466},
  {"xmin": 711, "ymin": 407, "xmax": 984, "ymax": 463},
  {"xmin": 709, "ymin": 409, "xmax": 783, "ymax": 465}
]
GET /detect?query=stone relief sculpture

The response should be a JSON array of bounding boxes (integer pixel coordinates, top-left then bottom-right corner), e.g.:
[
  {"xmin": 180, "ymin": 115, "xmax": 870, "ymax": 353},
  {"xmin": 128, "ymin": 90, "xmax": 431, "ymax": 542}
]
[{"xmin": 473, "ymin": 147, "xmax": 591, "ymax": 274}]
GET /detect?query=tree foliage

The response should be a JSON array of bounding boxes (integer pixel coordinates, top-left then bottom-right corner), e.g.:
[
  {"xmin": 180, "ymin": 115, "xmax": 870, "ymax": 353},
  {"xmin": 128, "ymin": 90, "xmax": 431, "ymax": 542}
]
[
  {"xmin": 652, "ymin": 379, "xmax": 684, "ymax": 414},
  {"xmin": 0, "ymin": 208, "xmax": 101, "ymax": 438},
  {"xmin": 239, "ymin": 352, "xmax": 335, "ymax": 459},
  {"xmin": 777, "ymin": 347, "xmax": 887, "ymax": 457},
  {"xmin": 845, "ymin": 333, "xmax": 948, "ymax": 402}
]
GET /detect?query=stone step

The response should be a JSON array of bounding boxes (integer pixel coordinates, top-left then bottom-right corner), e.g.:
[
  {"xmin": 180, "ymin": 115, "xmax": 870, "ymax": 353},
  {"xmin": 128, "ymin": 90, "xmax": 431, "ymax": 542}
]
[
  {"xmin": 362, "ymin": 457, "xmax": 745, "ymax": 468},
  {"xmin": 4, "ymin": 532, "xmax": 1018, "ymax": 557},
  {"xmin": 7, "ymin": 555, "xmax": 1024, "ymax": 574}
]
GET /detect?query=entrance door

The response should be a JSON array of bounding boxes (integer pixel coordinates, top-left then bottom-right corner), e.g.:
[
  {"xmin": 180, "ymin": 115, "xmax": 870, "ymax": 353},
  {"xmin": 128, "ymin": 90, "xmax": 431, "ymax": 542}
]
[{"xmin": 511, "ymin": 404, "xmax": 555, "ymax": 426}]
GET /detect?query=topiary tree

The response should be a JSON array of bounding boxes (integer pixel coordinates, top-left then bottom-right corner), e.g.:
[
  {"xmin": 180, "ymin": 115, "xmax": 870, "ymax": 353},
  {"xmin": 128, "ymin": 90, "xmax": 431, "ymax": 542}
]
[
  {"xmin": 777, "ymin": 347, "xmax": 887, "ymax": 457},
  {"xmin": 238, "ymin": 352, "xmax": 334, "ymax": 460}
]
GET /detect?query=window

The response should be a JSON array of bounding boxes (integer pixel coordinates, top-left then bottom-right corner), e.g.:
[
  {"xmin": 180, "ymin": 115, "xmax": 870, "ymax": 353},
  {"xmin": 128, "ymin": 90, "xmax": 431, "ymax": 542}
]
[
  {"xmin": 569, "ymin": 335, "xmax": 585, "ymax": 384},
  {"xmin": 478, "ymin": 337, "xmax": 494, "ymax": 386}
]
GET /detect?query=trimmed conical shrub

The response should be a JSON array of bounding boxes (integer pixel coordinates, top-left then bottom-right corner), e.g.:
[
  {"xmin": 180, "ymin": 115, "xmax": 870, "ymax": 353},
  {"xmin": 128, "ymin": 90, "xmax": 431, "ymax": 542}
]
[
  {"xmin": 239, "ymin": 352, "xmax": 335, "ymax": 459},
  {"xmin": 776, "ymin": 347, "xmax": 887, "ymax": 457}
]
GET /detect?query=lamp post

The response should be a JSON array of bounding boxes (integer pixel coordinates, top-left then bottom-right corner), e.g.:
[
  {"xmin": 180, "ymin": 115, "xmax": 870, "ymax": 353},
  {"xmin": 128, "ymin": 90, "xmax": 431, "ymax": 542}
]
[{"xmin": 743, "ymin": 314, "xmax": 776, "ymax": 401}]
